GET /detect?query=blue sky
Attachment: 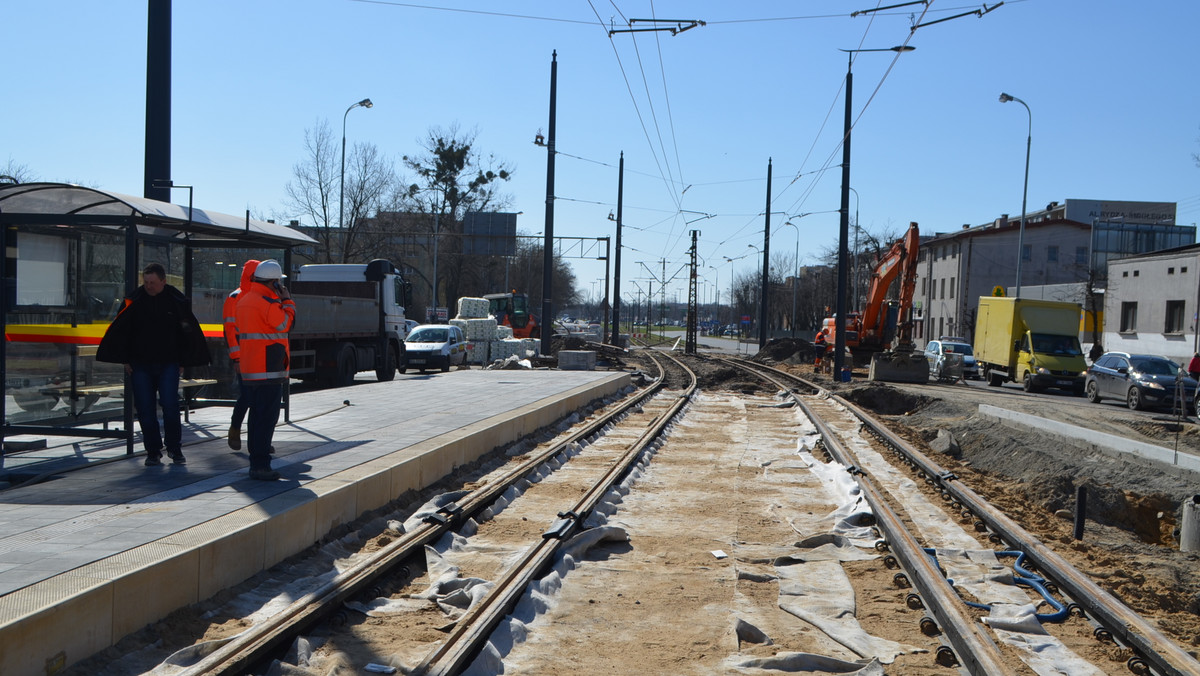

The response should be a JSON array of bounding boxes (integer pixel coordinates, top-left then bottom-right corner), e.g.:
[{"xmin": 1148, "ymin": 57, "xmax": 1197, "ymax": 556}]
[{"xmin": 5, "ymin": 1, "xmax": 1199, "ymax": 306}]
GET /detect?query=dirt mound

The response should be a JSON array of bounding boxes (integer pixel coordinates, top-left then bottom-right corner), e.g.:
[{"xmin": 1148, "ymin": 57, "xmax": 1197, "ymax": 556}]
[
  {"xmin": 751, "ymin": 337, "xmax": 814, "ymax": 365},
  {"xmin": 842, "ymin": 382, "xmax": 934, "ymax": 416}
]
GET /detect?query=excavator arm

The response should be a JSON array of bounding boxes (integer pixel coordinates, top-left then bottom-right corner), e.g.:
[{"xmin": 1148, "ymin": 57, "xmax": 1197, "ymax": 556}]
[{"xmin": 859, "ymin": 222, "xmax": 919, "ymax": 346}]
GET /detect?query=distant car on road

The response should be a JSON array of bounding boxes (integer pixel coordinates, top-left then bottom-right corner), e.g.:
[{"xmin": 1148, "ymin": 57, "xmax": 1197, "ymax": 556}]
[
  {"xmin": 404, "ymin": 319, "xmax": 420, "ymax": 337},
  {"xmin": 1085, "ymin": 352, "xmax": 1196, "ymax": 412},
  {"xmin": 924, "ymin": 338, "xmax": 980, "ymax": 380},
  {"xmin": 403, "ymin": 324, "xmax": 467, "ymax": 373}
]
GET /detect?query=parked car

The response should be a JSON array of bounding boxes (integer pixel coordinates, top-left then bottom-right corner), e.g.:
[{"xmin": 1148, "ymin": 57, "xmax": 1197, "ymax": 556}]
[
  {"xmin": 404, "ymin": 319, "xmax": 420, "ymax": 337},
  {"xmin": 1085, "ymin": 352, "xmax": 1197, "ymax": 412},
  {"xmin": 924, "ymin": 338, "xmax": 980, "ymax": 380},
  {"xmin": 403, "ymin": 324, "xmax": 467, "ymax": 373}
]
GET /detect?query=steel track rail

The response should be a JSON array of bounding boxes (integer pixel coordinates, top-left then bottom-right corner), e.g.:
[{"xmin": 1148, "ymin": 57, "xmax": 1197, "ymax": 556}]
[
  {"xmin": 728, "ymin": 357, "xmax": 1200, "ymax": 676},
  {"xmin": 178, "ymin": 361, "xmax": 672, "ymax": 676},
  {"xmin": 411, "ymin": 351, "xmax": 697, "ymax": 675},
  {"xmin": 831, "ymin": 391, "xmax": 1200, "ymax": 676},
  {"xmin": 722, "ymin": 358, "xmax": 1014, "ymax": 675}
]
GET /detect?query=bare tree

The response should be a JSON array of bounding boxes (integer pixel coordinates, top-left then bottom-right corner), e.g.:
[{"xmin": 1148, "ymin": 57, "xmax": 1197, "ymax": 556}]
[
  {"xmin": 1, "ymin": 158, "xmax": 38, "ymax": 184},
  {"xmin": 284, "ymin": 120, "xmax": 395, "ymax": 263}
]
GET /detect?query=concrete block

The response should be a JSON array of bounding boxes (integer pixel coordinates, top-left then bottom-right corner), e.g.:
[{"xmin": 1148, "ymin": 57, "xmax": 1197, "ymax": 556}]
[
  {"xmin": 559, "ymin": 350, "xmax": 597, "ymax": 371},
  {"xmin": 197, "ymin": 522, "xmax": 266, "ymax": 600},
  {"xmin": 466, "ymin": 341, "xmax": 490, "ymax": 365},
  {"xmin": 110, "ymin": 548, "xmax": 200, "ymax": 639},
  {"xmin": 0, "ymin": 575, "xmax": 113, "ymax": 676},
  {"xmin": 495, "ymin": 325, "xmax": 514, "ymax": 340},
  {"xmin": 313, "ymin": 478, "xmax": 359, "ymax": 535},
  {"xmin": 260, "ymin": 496, "xmax": 317, "ymax": 567}
]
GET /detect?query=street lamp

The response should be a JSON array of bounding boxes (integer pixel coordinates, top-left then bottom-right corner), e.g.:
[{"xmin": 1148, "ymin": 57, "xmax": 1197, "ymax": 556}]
[
  {"xmin": 999, "ymin": 92, "xmax": 1031, "ymax": 298},
  {"xmin": 339, "ymin": 98, "xmax": 373, "ymax": 239},
  {"xmin": 835, "ymin": 44, "xmax": 915, "ymax": 377},
  {"xmin": 782, "ymin": 221, "xmax": 801, "ymax": 338}
]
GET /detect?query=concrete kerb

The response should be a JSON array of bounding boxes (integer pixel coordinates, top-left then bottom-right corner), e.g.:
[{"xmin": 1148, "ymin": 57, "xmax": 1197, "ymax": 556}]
[
  {"xmin": 977, "ymin": 404, "xmax": 1200, "ymax": 479},
  {"xmin": 0, "ymin": 371, "xmax": 630, "ymax": 676}
]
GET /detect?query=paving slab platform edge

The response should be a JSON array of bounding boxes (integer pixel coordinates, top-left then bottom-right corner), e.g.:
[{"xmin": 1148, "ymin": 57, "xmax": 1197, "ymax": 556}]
[{"xmin": 0, "ymin": 372, "xmax": 630, "ymax": 676}]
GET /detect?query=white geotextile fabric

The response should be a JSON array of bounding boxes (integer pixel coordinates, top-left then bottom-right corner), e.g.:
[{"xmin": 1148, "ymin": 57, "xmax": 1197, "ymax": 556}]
[
  {"xmin": 793, "ymin": 448, "xmax": 878, "ymax": 547},
  {"xmin": 776, "ymin": 559, "xmax": 924, "ymax": 664},
  {"xmin": 723, "ymin": 652, "xmax": 884, "ymax": 675},
  {"xmin": 461, "ymin": 526, "xmax": 631, "ymax": 676},
  {"xmin": 934, "ymin": 548, "xmax": 1029, "ymax": 606},
  {"xmin": 983, "ymin": 604, "xmax": 1107, "ymax": 676},
  {"xmin": 822, "ymin": 400, "xmax": 1102, "ymax": 675}
]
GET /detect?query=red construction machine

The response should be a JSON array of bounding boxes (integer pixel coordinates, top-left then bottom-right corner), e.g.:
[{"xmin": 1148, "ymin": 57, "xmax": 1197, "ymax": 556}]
[{"xmin": 484, "ymin": 291, "xmax": 541, "ymax": 339}]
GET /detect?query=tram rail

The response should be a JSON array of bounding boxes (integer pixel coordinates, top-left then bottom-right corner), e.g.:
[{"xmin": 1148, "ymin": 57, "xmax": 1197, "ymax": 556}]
[
  {"xmin": 722, "ymin": 355, "xmax": 1200, "ymax": 676},
  {"xmin": 175, "ymin": 351, "xmax": 695, "ymax": 675}
]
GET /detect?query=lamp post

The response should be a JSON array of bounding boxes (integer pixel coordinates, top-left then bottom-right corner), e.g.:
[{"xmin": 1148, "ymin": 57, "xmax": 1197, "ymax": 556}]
[
  {"xmin": 999, "ymin": 92, "xmax": 1031, "ymax": 298},
  {"xmin": 836, "ymin": 45, "xmax": 915, "ymax": 377},
  {"xmin": 783, "ymin": 221, "xmax": 800, "ymax": 338},
  {"xmin": 339, "ymin": 98, "xmax": 373, "ymax": 242}
]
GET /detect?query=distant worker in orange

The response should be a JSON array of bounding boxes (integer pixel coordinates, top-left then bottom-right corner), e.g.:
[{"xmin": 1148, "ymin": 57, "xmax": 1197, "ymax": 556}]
[
  {"xmin": 235, "ymin": 259, "xmax": 295, "ymax": 481},
  {"xmin": 222, "ymin": 260, "xmax": 258, "ymax": 450},
  {"xmin": 813, "ymin": 328, "xmax": 828, "ymax": 368}
]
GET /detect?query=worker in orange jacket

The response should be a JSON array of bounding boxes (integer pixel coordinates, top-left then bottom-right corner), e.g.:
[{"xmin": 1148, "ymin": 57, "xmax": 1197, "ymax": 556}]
[
  {"xmin": 234, "ymin": 259, "xmax": 295, "ymax": 481},
  {"xmin": 223, "ymin": 260, "xmax": 258, "ymax": 450}
]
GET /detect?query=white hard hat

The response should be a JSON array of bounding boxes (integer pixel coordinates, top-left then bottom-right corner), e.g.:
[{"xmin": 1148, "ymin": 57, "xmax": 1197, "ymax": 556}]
[{"xmin": 255, "ymin": 260, "xmax": 285, "ymax": 280}]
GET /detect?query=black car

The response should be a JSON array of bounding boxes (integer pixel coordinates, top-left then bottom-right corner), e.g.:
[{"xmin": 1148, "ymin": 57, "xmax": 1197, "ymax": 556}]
[{"xmin": 1084, "ymin": 352, "xmax": 1197, "ymax": 412}]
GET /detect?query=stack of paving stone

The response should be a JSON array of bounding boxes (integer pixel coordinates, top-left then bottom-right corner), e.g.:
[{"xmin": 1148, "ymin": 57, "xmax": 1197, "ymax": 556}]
[
  {"xmin": 491, "ymin": 337, "xmax": 539, "ymax": 361},
  {"xmin": 451, "ymin": 297, "xmax": 498, "ymax": 365}
]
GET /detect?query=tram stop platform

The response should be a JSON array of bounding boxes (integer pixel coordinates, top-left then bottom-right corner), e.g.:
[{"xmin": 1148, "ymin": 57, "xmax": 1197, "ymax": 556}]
[{"xmin": 0, "ymin": 368, "xmax": 630, "ymax": 675}]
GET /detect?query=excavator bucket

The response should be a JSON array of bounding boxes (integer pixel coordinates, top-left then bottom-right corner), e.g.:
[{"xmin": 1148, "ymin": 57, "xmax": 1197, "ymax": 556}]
[{"xmin": 868, "ymin": 350, "xmax": 930, "ymax": 383}]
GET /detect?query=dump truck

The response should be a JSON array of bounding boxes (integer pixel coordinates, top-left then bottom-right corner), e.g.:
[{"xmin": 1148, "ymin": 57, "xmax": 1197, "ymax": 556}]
[
  {"xmin": 974, "ymin": 296, "xmax": 1086, "ymax": 394},
  {"xmin": 288, "ymin": 259, "xmax": 414, "ymax": 387}
]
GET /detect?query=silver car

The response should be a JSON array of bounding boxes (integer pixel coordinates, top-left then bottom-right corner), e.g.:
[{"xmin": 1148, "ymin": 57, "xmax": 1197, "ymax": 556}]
[{"xmin": 924, "ymin": 338, "xmax": 980, "ymax": 381}]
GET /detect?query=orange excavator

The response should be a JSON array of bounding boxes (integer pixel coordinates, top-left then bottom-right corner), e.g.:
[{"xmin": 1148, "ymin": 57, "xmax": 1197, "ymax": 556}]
[{"xmin": 821, "ymin": 221, "xmax": 928, "ymax": 382}]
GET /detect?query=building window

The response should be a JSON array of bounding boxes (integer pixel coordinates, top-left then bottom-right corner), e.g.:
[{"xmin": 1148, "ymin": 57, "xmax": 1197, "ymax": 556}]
[
  {"xmin": 1165, "ymin": 300, "xmax": 1185, "ymax": 334},
  {"xmin": 920, "ymin": 277, "xmax": 925, "ymax": 296},
  {"xmin": 1076, "ymin": 247, "xmax": 1087, "ymax": 265},
  {"xmin": 1183, "ymin": 266, "xmax": 1189, "ymax": 273},
  {"xmin": 1022, "ymin": 244, "xmax": 1032, "ymax": 261},
  {"xmin": 1120, "ymin": 302, "xmax": 1137, "ymax": 332},
  {"xmin": 950, "ymin": 277, "xmax": 956, "ymax": 299},
  {"xmin": 1047, "ymin": 245, "xmax": 1058, "ymax": 262},
  {"xmin": 1122, "ymin": 271, "xmax": 1128, "ymax": 277},
  {"xmin": 940, "ymin": 278, "xmax": 945, "ymax": 299},
  {"xmin": 1168, "ymin": 267, "xmax": 1175, "ymax": 274},
  {"xmin": 1133, "ymin": 270, "xmax": 1139, "ymax": 277}
]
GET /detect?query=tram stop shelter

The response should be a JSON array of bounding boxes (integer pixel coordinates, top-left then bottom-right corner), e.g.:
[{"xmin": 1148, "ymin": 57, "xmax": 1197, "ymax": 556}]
[{"xmin": 0, "ymin": 182, "xmax": 316, "ymax": 465}]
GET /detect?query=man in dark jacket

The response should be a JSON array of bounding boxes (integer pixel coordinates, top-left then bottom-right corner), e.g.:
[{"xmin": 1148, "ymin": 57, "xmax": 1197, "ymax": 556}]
[{"xmin": 97, "ymin": 263, "xmax": 211, "ymax": 466}]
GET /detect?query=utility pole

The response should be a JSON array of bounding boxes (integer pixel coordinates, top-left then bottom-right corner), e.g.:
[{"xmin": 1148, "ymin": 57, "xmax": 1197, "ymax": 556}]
[
  {"xmin": 610, "ymin": 152, "xmax": 624, "ymax": 345},
  {"xmin": 540, "ymin": 50, "xmax": 557, "ymax": 357},
  {"xmin": 686, "ymin": 229, "xmax": 699, "ymax": 354},
  {"xmin": 760, "ymin": 158, "xmax": 772, "ymax": 349}
]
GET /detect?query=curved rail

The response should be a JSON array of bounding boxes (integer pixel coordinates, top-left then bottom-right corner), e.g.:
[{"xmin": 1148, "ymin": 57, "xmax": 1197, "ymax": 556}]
[
  {"xmin": 727, "ymin": 356, "xmax": 1200, "ymax": 676},
  {"xmin": 722, "ymin": 357, "xmax": 1013, "ymax": 675},
  {"xmin": 412, "ymin": 350, "xmax": 697, "ymax": 675},
  {"xmin": 178, "ymin": 354, "xmax": 689, "ymax": 675}
]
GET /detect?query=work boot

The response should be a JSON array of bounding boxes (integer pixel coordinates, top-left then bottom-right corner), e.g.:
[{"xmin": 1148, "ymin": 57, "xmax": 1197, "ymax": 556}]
[
  {"xmin": 249, "ymin": 467, "xmax": 280, "ymax": 481},
  {"xmin": 167, "ymin": 447, "xmax": 186, "ymax": 465},
  {"xmin": 144, "ymin": 453, "xmax": 162, "ymax": 467},
  {"xmin": 228, "ymin": 424, "xmax": 241, "ymax": 450}
]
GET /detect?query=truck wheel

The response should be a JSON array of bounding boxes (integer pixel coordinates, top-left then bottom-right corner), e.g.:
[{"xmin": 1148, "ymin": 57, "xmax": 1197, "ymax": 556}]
[
  {"xmin": 336, "ymin": 344, "xmax": 357, "ymax": 387},
  {"xmin": 1085, "ymin": 380, "xmax": 1102, "ymax": 403},
  {"xmin": 376, "ymin": 344, "xmax": 397, "ymax": 382},
  {"xmin": 1127, "ymin": 387, "xmax": 1144, "ymax": 411},
  {"xmin": 986, "ymin": 370, "xmax": 1003, "ymax": 387},
  {"xmin": 1022, "ymin": 373, "xmax": 1041, "ymax": 393}
]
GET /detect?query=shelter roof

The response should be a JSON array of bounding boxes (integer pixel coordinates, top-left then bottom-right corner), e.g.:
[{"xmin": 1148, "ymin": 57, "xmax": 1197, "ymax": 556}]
[{"xmin": 0, "ymin": 182, "xmax": 315, "ymax": 246}]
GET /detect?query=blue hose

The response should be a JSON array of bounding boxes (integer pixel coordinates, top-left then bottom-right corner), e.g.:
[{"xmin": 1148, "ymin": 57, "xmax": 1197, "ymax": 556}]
[{"xmin": 923, "ymin": 548, "xmax": 1071, "ymax": 623}]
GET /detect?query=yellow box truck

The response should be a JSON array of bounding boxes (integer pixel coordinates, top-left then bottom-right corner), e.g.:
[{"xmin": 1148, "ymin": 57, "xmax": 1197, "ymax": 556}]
[{"xmin": 974, "ymin": 297, "xmax": 1087, "ymax": 395}]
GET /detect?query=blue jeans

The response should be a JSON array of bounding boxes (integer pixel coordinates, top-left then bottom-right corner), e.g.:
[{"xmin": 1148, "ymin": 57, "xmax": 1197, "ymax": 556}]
[
  {"xmin": 130, "ymin": 362, "xmax": 181, "ymax": 455},
  {"xmin": 244, "ymin": 380, "xmax": 282, "ymax": 470}
]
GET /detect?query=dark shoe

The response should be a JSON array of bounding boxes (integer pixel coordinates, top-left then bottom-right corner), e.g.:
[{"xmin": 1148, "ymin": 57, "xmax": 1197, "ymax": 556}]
[
  {"xmin": 228, "ymin": 424, "xmax": 241, "ymax": 450},
  {"xmin": 249, "ymin": 467, "xmax": 280, "ymax": 481},
  {"xmin": 145, "ymin": 453, "xmax": 163, "ymax": 467},
  {"xmin": 167, "ymin": 448, "xmax": 186, "ymax": 465}
]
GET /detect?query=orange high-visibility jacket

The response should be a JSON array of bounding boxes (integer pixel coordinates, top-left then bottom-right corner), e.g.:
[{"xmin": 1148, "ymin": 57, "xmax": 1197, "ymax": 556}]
[
  {"xmin": 222, "ymin": 260, "xmax": 259, "ymax": 362},
  {"xmin": 235, "ymin": 281, "xmax": 295, "ymax": 382}
]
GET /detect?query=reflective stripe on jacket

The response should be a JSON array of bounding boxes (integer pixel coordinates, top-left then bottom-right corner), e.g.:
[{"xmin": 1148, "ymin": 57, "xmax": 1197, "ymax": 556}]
[
  {"xmin": 223, "ymin": 260, "xmax": 260, "ymax": 362},
  {"xmin": 236, "ymin": 281, "xmax": 295, "ymax": 382}
]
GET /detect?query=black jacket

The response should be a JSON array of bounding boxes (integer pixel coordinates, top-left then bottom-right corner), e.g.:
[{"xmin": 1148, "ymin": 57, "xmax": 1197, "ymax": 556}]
[{"xmin": 96, "ymin": 284, "xmax": 212, "ymax": 367}]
